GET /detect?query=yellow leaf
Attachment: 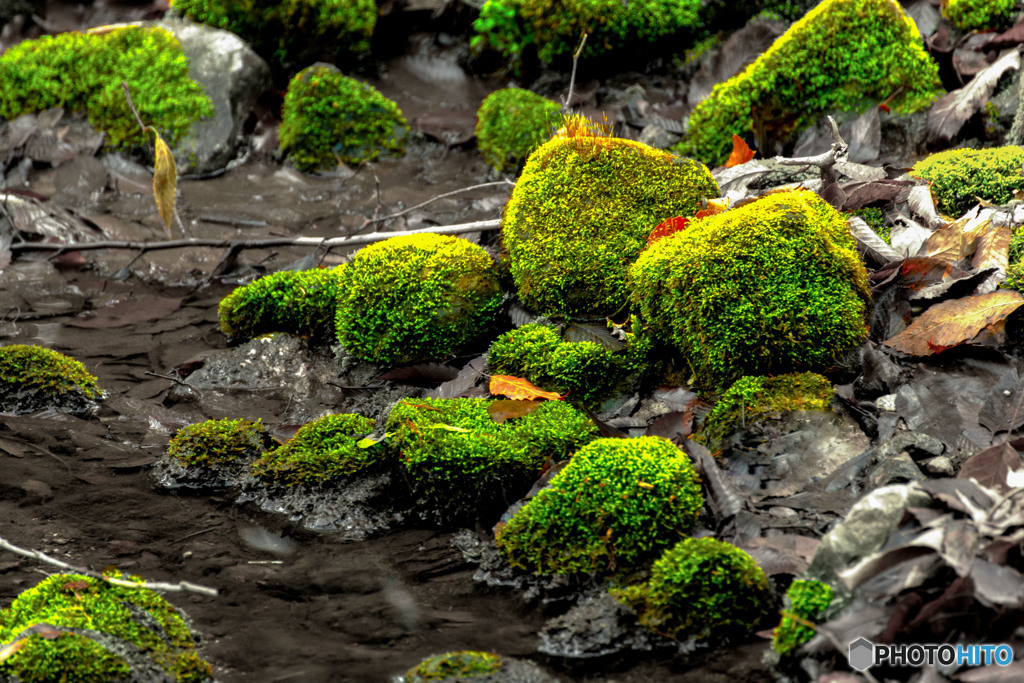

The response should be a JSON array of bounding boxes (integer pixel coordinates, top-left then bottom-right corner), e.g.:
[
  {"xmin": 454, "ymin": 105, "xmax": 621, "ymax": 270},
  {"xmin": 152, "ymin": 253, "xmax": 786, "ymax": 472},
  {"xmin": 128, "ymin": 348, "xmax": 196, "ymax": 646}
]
[
  {"xmin": 152, "ymin": 131, "xmax": 177, "ymax": 236},
  {"xmin": 487, "ymin": 399, "xmax": 543, "ymax": 424},
  {"xmin": 355, "ymin": 437, "xmax": 380, "ymax": 449},
  {"xmin": 488, "ymin": 375, "xmax": 563, "ymax": 401},
  {"xmin": 883, "ymin": 291, "xmax": 1024, "ymax": 356}
]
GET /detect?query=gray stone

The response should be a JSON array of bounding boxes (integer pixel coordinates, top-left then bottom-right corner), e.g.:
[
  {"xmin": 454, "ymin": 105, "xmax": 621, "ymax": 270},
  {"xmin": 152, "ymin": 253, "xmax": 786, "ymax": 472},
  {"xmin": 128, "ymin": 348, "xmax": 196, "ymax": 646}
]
[
  {"xmin": 922, "ymin": 455, "xmax": 955, "ymax": 477},
  {"xmin": 637, "ymin": 125, "xmax": 678, "ymax": 150},
  {"xmin": 877, "ymin": 431, "xmax": 945, "ymax": 460},
  {"xmin": 537, "ymin": 589, "xmax": 674, "ymax": 659},
  {"xmin": 867, "ymin": 451, "xmax": 925, "ymax": 489}
]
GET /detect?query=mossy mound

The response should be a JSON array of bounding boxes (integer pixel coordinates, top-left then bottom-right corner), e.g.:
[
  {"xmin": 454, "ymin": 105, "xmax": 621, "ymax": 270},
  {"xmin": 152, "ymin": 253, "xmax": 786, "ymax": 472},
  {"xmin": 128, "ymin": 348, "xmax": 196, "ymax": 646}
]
[
  {"xmin": 168, "ymin": 417, "xmax": 266, "ymax": 468},
  {"xmin": 0, "ymin": 572, "xmax": 211, "ymax": 683},
  {"xmin": 0, "ymin": 344, "xmax": 103, "ymax": 416},
  {"xmin": 404, "ymin": 650, "xmax": 502, "ymax": 682},
  {"xmin": 496, "ymin": 436, "xmax": 703, "ymax": 575},
  {"xmin": 612, "ymin": 537, "xmax": 770, "ymax": 641},
  {"xmin": 487, "ymin": 323, "xmax": 625, "ymax": 406},
  {"xmin": 911, "ymin": 146, "xmax": 1024, "ymax": 216},
  {"xmin": 0, "ymin": 26, "xmax": 213, "ymax": 149},
  {"xmin": 676, "ymin": 0, "xmax": 941, "ymax": 167},
  {"xmin": 386, "ymin": 397, "xmax": 597, "ymax": 525},
  {"xmin": 250, "ymin": 413, "xmax": 380, "ymax": 485},
  {"xmin": 335, "ymin": 234, "xmax": 503, "ymax": 365},
  {"xmin": 218, "ymin": 266, "xmax": 345, "ymax": 341},
  {"xmin": 773, "ymin": 579, "xmax": 834, "ymax": 656},
  {"xmin": 475, "ymin": 88, "xmax": 561, "ymax": 173},
  {"xmin": 629, "ymin": 189, "xmax": 870, "ymax": 392},
  {"xmin": 280, "ymin": 64, "xmax": 408, "ymax": 172},
  {"xmin": 941, "ymin": 0, "xmax": 1015, "ymax": 30},
  {"xmin": 502, "ymin": 125, "xmax": 718, "ymax": 318}
]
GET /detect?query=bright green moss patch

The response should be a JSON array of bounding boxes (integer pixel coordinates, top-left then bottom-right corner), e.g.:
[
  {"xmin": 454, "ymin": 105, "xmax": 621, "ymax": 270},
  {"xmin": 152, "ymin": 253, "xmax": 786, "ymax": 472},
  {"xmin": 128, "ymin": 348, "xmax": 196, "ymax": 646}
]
[
  {"xmin": 168, "ymin": 417, "xmax": 266, "ymax": 468},
  {"xmin": 280, "ymin": 64, "xmax": 408, "ymax": 172},
  {"xmin": 851, "ymin": 207, "xmax": 890, "ymax": 244},
  {"xmin": 336, "ymin": 234, "xmax": 503, "ymax": 364},
  {"xmin": 911, "ymin": 146, "xmax": 1024, "ymax": 216},
  {"xmin": 773, "ymin": 579, "xmax": 834, "ymax": 656},
  {"xmin": 941, "ymin": 0, "xmax": 1015, "ymax": 30},
  {"xmin": 218, "ymin": 266, "xmax": 345, "ymax": 341},
  {"xmin": 250, "ymin": 413, "xmax": 379, "ymax": 485},
  {"xmin": 0, "ymin": 571, "xmax": 211, "ymax": 683},
  {"xmin": 0, "ymin": 344, "xmax": 102, "ymax": 415},
  {"xmin": 475, "ymin": 88, "xmax": 560, "ymax": 173},
  {"xmin": 612, "ymin": 537, "xmax": 769, "ymax": 641},
  {"xmin": 676, "ymin": 0, "xmax": 941, "ymax": 167},
  {"xmin": 0, "ymin": 26, "xmax": 212, "ymax": 149},
  {"xmin": 404, "ymin": 650, "xmax": 502, "ymax": 681},
  {"xmin": 630, "ymin": 189, "xmax": 870, "ymax": 392},
  {"xmin": 496, "ymin": 436, "xmax": 703, "ymax": 575}
]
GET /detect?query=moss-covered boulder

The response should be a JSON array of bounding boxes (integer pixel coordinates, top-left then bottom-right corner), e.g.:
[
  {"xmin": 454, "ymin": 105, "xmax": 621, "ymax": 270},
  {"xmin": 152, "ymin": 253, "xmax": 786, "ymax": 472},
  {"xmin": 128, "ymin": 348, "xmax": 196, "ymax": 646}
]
[
  {"xmin": 218, "ymin": 266, "xmax": 345, "ymax": 341},
  {"xmin": 0, "ymin": 572, "xmax": 211, "ymax": 682},
  {"xmin": 611, "ymin": 537, "xmax": 770, "ymax": 641},
  {"xmin": 403, "ymin": 650, "xmax": 503, "ymax": 682},
  {"xmin": 250, "ymin": 413, "xmax": 380, "ymax": 485},
  {"xmin": 773, "ymin": 579, "xmax": 834, "ymax": 656},
  {"xmin": 279, "ymin": 64, "xmax": 408, "ymax": 172},
  {"xmin": 0, "ymin": 344, "xmax": 103, "ymax": 416},
  {"xmin": 911, "ymin": 146, "xmax": 1024, "ymax": 216},
  {"xmin": 336, "ymin": 234, "xmax": 503, "ymax": 365},
  {"xmin": 502, "ymin": 122, "xmax": 719, "ymax": 318},
  {"xmin": 496, "ymin": 436, "xmax": 703, "ymax": 575},
  {"xmin": 941, "ymin": 0, "xmax": 1015, "ymax": 30},
  {"xmin": 158, "ymin": 417, "xmax": 267, "ymax": 489},
  {"xmin": 630, "ymin": 189, "xmax": 870, "ymax": 392},
  {"xmin": 676, "ymin": 0, "xmax": 941, "ymax": 167},
  {"xmin": 386, "ymin": 397, "xmax": 597, "ymax": 525},
  {"xmin": 0, "ymin": 26, "xmax": 213, "ymax": 150},
  {"xmin": 475, "ymin": 88, "xmax": 561, "ymax": 173}
]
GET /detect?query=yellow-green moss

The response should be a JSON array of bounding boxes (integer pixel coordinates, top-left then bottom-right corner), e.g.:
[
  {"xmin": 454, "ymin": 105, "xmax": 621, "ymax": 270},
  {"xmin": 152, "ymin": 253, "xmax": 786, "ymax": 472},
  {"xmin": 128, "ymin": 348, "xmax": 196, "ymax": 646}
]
[
  {"xmin": 250, "ymin": 413, "xmax": 380, "ymax": 485},
  {"xmin": 941, "ymin": 0, "xmax": 1015, "ymax": 30},
  {"xmin": 772, "ymin": 579, "xmax": 834, "ymax": 656},
  {"xmin": 850, "ymin": 206, "xmax": 890, "ymax": 244},
  {"xmin": 502, "ymin": 129, "xmax": 719, "ymax": 318},
  {"xmin": 676, "ymin": 0, "xmax": 941, "ymax": 167},
  {"xmin": 0, "ymin": 26, "xmax": 213, "ymax": 149},
  {"xmin": 335, "ymin": 234, "xmax": 503, "ymax": 364},
  {"xmin": 629, "ymin": 189, "xmax": 870, "ymax": 392},
  {"xmin": 168, "ymin": 417, "xmax": 266, "ymax": 468},
  {"xmin": 496, "ymin": 436, "xmax": 703, "ymax": 575},
  {"xmin": 0, "ymin": 344, "xmax": 102, "ymax": 415},
  {"xmin": 404, "ymin": 650, "xmax": 502, "ymax": 681},
  {"xmin": 911, "ymin": 146, "xmax": 1024, "ymax": 216},
  {"xmin": 0, "ymin": 571, "xmax": 211, "ymax": 683},
  {"xmin": 475, "ymin": 88, "xmax": 561, "ymax": 173},
  {"xmin": 217, "ymin": 266, "xmax": 345, "ymax": 341}
]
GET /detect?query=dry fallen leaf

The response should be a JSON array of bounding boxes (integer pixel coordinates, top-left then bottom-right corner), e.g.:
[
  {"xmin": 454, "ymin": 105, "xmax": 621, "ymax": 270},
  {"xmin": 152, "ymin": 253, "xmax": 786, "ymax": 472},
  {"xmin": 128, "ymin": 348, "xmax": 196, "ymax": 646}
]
[
  {"xmin": 927, "ymin": 49, "xmax": 1020, "ymax": 143},
  {"xmin": 725, "ymin": 134, "xmax": 755, "ymax": 167},
  {"xmin": 487, "ymin": 399, "xmax": 543, "ymax": 423},
  {"xmin": 972, "ymin": 224, "xmax": 1011, "ymax": 294},
  {"xmin": 883, "ymin": 290, "xmax": 1024, "ymax": 356},
  {"xmin": 151, "ymin": 128, "xmax": 177, "ymax": 238},
  {"xmin": 646, "ymin": 216, "xmax": 689, "ymax": 246},
  {"xmin": 488, "ymin": 375, "xmax": 562, "ymax": 401}
]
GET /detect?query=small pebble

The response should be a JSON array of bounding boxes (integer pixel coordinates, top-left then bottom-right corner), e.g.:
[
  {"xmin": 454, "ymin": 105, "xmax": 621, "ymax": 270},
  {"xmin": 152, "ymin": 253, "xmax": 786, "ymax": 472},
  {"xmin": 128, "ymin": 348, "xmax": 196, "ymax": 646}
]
[
  {"xmin": 182, "ymin": 551, "xmax": 193, "ymax": 559},
  {"xmin": 922, "ymin": 456, "xmax": 955, "ymax": 477},
  {"xmin": 876, "ymin": 394, "xmax": 897, "ymax": 412}
]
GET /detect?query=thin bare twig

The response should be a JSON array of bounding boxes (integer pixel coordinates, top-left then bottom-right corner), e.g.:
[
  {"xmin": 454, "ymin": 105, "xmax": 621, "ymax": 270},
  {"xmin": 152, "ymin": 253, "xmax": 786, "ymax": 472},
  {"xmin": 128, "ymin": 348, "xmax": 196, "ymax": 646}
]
[
  {"xmin": 563, "ymin": 33, "xmax": 589, "ymax": 112},
  {"xmin": 360, "ymin": 180, "xmax": 514, "ymax": 229}
]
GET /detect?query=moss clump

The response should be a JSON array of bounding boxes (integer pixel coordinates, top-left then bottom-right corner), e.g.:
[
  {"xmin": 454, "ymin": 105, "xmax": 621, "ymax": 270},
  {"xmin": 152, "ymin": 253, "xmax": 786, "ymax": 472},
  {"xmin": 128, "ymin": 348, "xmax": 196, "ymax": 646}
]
[
  {"xmin": 0, "ymin": 571, "xmax": 211, "ymax": 683},
  {"xmin": 168, "ymin": 417, "xmax": 266, "ymax": 468},
  {"xmin": 336, "ymin": 234, "xmax": 503, "ymax": 364},
  {"xmin": 0, "ymin": 344, "xmax": 102, "ymax": 415},
  {"xmin": 629, "ymin": 189, "xmax": 870, "ymax": 392},
  {"xmin": 497, "ymin": 436, "xmax": 703, "ymax": 575},
  {"xmin": 475, "ymin": 88, "xmax": 561, "ymax": 173},
  {"xmin": 218, "ymin": 266, "xmax": 345, "ymax": 341},
  {"xmin": 612, "ymin": 537, "xmax": 769, "ymax": 641},
  {"xmin": 911, "ymin": 146, "xmax": 1024, "ymax": 216},
  {"xmin": 773, "ymin": 579, "xmax": 834, "ymax": 656},
  {"xmin": 941, "ymin": 0, "xmax": 1015, "ymax": 30},
  {"xmin": 0, "ymin": 26, "xmax": 212, "ymax": 150},
  {"xmin": 502, "ymin": 124, "xmax": 719, "ymax": 318},
  {"xmin": 404, "ymin": 650, "xmax": 502, "ymax": 681},
  {"xmin": 676, "ymin": 0, "xmax": 941, "ymax": 167},
  {"xmin": 250, "ymin": 413, "xmax": 379, "ymax": 485},
  {"xmin": 386, "ymin": 397, "xmax": 598, "ymax": 525},
  {"xmin": 279, "ymin": 64, "xmax": 408, "ymax": 172},
  {"xmin": 488, "ymin": 324, "xmax": 625, "ymax": 406}
]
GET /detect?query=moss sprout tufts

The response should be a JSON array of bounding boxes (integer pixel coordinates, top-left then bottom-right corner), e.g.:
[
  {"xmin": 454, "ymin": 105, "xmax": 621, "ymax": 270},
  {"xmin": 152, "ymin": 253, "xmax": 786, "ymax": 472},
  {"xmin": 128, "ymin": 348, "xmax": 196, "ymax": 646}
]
[
  {"xmin": 168, "ymin": 417, "xmax": 266, "ymax": 469},
  {"xmin": 911, "ymin": 146, "xmax": 1024, "ymax": 216},
  {"xmin": 218, "ymin": 266, "xmax": 345, "ymax": 341},
  {"xmin": 250, "ymin": 413, "xmax": 379, "ymax": 485},
  {"xmin": 0, "ymin": 344, "xmax": 102, "ymax": 415},
  {"xmin": 941, "ymin": 0, "xmax": 1015, "ymax": 31},
  {"xmin": 475, "ymin": 88, "xmax": 561, "ymax": 173}
]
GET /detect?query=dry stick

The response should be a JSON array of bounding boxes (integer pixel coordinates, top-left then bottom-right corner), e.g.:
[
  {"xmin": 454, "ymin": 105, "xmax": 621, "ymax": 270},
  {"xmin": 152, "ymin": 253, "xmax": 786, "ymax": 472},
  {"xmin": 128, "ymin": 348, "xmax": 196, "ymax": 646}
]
[
  {"xmin": 563, "ymin": 33, "xmax": 589, "ymax": 111},
  {"xmin": 774, "ymin": 114, "xmax": 848, "ymax": 186},
  {"xmin": 359, "ymin": 180, "xmax": 514, "ymax": 229},
  {"xmin": 0, "ymin": 534, "xmax": 219, "ymax": 597}
]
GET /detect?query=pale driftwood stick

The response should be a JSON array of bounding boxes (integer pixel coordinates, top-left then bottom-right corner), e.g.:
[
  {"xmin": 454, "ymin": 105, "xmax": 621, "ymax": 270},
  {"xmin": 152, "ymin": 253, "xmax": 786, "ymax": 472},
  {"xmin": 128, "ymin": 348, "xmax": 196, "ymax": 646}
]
[
  {"xmin": 359, "ymin": 180, "xmax": 514, "ymax": 229},
  {"xmin": 774, "ymin": 115, "xmax": 848, "ymax": 169},
  {"xmin": 0, "ymin": 534, "xmax": 219, "ymax": 597}
]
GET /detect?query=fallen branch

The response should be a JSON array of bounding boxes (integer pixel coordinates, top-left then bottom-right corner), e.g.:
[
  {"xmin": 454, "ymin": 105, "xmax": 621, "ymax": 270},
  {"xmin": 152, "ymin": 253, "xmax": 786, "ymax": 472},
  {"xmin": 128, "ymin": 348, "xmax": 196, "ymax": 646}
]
[{"xmin": 358, "ymin": 180, "xmax": 514, "ymax": 230}]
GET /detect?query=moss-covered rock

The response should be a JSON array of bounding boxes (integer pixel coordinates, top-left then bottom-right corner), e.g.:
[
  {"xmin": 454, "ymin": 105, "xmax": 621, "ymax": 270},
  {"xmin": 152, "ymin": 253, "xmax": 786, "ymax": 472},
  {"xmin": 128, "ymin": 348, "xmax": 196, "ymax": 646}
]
[
  {"xmin": 941, "ymin": 0, "xmax": 1015, "ymax": 30},
  {"xmin": 475, "ymin": 88, "xmax": 561, "ymax": 173},
  {"xmin": 0, "ymin": 571, "xmax": 211, "ymax": 683},
  {"xmin": 676, "ymin": 0, "xmax": 941, "ymax": 167},
  {"xmin": 0, "ymin": 344, "xmax": 103, "ymax": 416},
  {"xmin": 629, "ymin": 189, "xmax": 870, "ymax": 392},
  {"xmin": 496, "ymin": 436, "xmax": 703, "ymax": 575},
  {"xmin": 218, "ymin": 266, "xmax": 345, "ymax": 341},
  {"xmin": 386, "ymin": 397, "xmax": 597, "ymax": 525},
  {"xmin": 336, "ymin": 233, "xmax": 503, "ymax": 364},
  {"xmin": 502, "ymin": 122, "xmax": 719, "ymax": 318},
  {"xmin": 772, "ymin": 579, "xmax": 834, "ymax": 656},
  {"xmin": 279, "ymin": 63, "xmax": 408, "ymax": 172},
  {"xmin": 911, "ymin": 146, "xmax": 1024, "ymax": 216},
  {"xmin": 404, "ymin": 650, "xmax": 503, "ymax": 681},
  {"xmin": 611, "ymin": 537, "xmax": 769, "ymax": 641},
  {"xmin": 250, "ymin": 413, "xmax": 380, "ymax": 485},
  {"xmin": 168, "ymin": 417, "xmax": 266, "ymax": 469},
  {"xmin": 0, "ymin": 26, "xmax": 213, "ymax": 150}
]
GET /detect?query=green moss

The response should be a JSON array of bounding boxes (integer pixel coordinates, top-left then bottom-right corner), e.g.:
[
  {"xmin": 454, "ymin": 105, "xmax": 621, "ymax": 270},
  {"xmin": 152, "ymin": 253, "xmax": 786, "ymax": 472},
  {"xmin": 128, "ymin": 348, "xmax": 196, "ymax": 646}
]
[
  {"xmin": 850, "ymin": 206, "xmax": 889, "ymax": 244},
  {"xmin": 218, "ymin": 266, "xmax": 345, "ymax": 341},
  {"xmin": 0, "ymin": 344, "xmax": 103, "ymax": 415},
  {"xmin": 629, "ymin": 189, "xmax": 870, "ymax": 392},
  {"xmin": 279, "ymin": 64, "xmax": 408, "ymax": 172},
  {"xmin": 502, "ymin": 128, "xmax": 719, "ymax": 318},
  {"xmin": 386, "ymin": 397, "xmax": 598, "ymax": 524},
  {"xmin": 911, "ymin": 146, "xmax": 1024, "ymax": 216},
  {"xmin": 1005, "ymin": 227, "xmax": 1024, "ymax": 291},
  {"xmin": 168, "ymin": 417, "xmax": 266, "ymax": 468},
  {"xmin": 611, "ymin": 537, "xmax": 769, "ymax": 641},
  {"xmin": 496, "ymin": 436, "xmax": 703, "ymax": 575},
  {"xmin": 772, "ymin": 579, "xmax": 834, "ymax": 656},
  {"xmin": 488, "ymin": 323, "xmax": 625, "ymax": 406},
  {"xmin": 0, "ymin": 26, "xmax": 213, "ymax": 150},
  {"xmin": 0, "ymin": 571, "xmax": 211, "ymax": 682},
  {"xmin": 250, "ymin": 413, "xmax": 379, "ymax": 485},
  {"xmin": 475, "ymin": 88, "xmax": 561, "ymax": 173},
  {"xmin": 675, "ymin": 0, "xmax": 941, "ymax": 167},
  {"xmin": 941, "ymin": 0, "xmax": 1015, "ymax": 30},
  {"xmin": 404, "ymin": 650, "xmax": 502, "ymax": 681},
  {"xmin": 335, "ymin": 234, "xmax": 503, "ymax": 364}
]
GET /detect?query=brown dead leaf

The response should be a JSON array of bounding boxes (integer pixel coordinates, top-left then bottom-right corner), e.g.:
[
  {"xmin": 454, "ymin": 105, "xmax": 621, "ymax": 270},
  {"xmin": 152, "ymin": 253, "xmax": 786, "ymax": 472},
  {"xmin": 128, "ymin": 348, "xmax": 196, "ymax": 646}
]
[
  {"xmin": 488, "ymin": 375, "xmax": 562, "ymax": 401},
  {"xmin": 725, "ymin": 135, "xmax": 755, "ymax": 167},
  {"xmin": 958, "ymin": 442, "xmax": 1024, "ymax": 495},
  {"xmin": 884, "ymin": 291, "xmax": 1024, "ymax": 356},
  {"xmin": 972, "ymin": 224, "xmax": 1010, "ymax": 294},
  {"xmin": 927, "ymin": 49, "xmax": 1020, "ymax": 143},
  {"xmin": 488, "ymin": 399, "xmax": 542, "ymax": 424}
]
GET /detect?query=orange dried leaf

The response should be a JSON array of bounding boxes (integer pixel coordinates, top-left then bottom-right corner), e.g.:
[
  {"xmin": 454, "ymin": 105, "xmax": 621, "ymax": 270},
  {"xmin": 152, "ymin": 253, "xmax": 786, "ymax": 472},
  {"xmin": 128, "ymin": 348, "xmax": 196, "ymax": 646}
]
[
  {"xmin": 695, "ymin": 198, "xmax": 729, "ymax": 220},
  {"xmin": 488, "ymin": 399, "xmax": 543, "ymax": 423},
  {"xmin": 647, "ymin": 216, "xmax": 690, "ymax": 246},
  {"xmin": 488, "ymin": 375, "xmax": 562, "ymax": 401},
  {"xmin": 883, "ymin": 291, "xmax": 1024, "ymax": 356},
  {"xmin": 725, "ymin": 134, "xmax": 755, "ymax": 167}
]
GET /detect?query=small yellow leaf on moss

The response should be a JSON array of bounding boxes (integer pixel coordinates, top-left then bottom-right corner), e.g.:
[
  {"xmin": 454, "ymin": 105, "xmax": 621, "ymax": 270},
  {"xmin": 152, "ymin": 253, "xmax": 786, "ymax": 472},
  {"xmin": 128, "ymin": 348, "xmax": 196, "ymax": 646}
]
[{"xmin": 489, "ymin": 375, "xmax": 563, "ymax": 401}]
